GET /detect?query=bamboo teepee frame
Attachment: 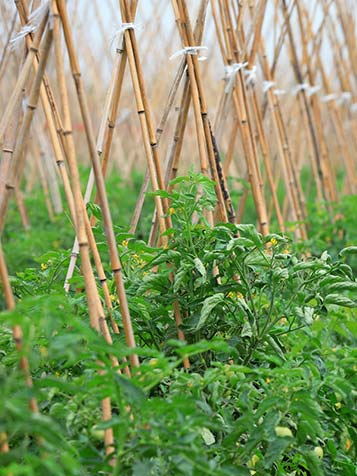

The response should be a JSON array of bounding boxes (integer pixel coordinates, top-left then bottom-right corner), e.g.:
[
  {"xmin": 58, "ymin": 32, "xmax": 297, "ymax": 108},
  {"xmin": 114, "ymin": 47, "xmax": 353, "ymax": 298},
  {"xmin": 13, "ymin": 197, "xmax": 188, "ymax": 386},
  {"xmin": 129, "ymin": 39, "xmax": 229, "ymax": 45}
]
[{"xmin": 1, "ymin": 0, "xmax": 356, "ymax": 464}]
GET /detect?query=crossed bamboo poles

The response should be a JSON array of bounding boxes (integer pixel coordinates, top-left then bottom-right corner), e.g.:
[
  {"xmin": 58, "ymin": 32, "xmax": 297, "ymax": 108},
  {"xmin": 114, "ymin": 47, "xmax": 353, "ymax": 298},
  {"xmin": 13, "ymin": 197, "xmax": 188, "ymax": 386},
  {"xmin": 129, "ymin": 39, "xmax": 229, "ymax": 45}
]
[{"xmin": 1, "ymin": 0, "xmax": 357, "ymax": 466}]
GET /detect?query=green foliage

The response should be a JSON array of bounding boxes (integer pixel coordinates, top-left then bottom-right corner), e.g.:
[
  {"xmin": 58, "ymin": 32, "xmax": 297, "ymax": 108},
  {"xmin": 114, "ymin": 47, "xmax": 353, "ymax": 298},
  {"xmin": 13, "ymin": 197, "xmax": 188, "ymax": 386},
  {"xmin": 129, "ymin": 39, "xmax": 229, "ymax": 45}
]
[{"xmin": 1, "ymin": 172, "xmax": 356, "ymax": 475}]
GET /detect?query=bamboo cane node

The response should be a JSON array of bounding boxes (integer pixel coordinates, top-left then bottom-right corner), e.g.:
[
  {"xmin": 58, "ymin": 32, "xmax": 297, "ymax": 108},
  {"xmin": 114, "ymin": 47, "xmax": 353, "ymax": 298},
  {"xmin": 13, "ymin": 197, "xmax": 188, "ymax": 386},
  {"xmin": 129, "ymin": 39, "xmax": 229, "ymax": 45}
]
[
  {"xmin": 2, "ymin": 148, "xmax": 13, "ymax": 154},
  {"xmin": 108, "ymin": 121, "xmax": 115, "ymax": 129},
  {"xmin": 63, "ymin": 130, "xmax": 72, "ymax": 136},
  {"xmin": 27, "ymin": 103, "xmax": 37, "ymax": 111},
  {"xmin": 99, "ymin": 278, "xmax": 107, "ymax": 283},
  {"xmin": 112, "ymin": 268, "xmax": 122, "ymax": 274},
  {"xmin": 29, "ymin": 46, "xmax": 38, "ymax": 54},
  {"xmin": 137, "ymin": 110, "xmax": 145, "ymax": 115},
  {"xmin": 150, "ymin": 142, "xmax": 158, "ymax": 149},
  {"xmin": 78, "ymin": 242, "xmax": 88, "ymax": 248},
  {"xmin": 5, "ymin": 184, "xmax": 15, "ymax": 190}
]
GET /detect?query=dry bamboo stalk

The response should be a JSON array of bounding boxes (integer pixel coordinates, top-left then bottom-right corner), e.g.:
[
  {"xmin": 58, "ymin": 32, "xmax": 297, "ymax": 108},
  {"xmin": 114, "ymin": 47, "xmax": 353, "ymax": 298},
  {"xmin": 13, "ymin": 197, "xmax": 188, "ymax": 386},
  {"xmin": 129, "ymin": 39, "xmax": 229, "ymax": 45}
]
[
  {"xmin": 0, "ymin": 27, "xmax": 53, "ymax": 235},
  {"xmin": 57, "ymin": 0, "xmax": 139, "ymax": 371},
  {"xmin": 0, "ymin": 10, "xmax": 17, "ymax": 83},
  {"xmin": 0, "ymin": 241, "xmax": 39, "ymax": 416},
  {"xmin": 31, "ymin": 139, "xmax": 55, "ymax": 221},
  {"xmin": 0, "ymin": 11, "xmax": 48, "ymax": 142},
  {"xmin": 281, "ymin": 0, "xmax": 331, "ymax": 205},
  {"xmin": 115, "ymin": 0, "xmax": 192, "ymax": 369},
  {"xmin": 147, "ymin": 0, "xmax": 217, "ymax": 243},
  {"xmin": 216, "ymin": 0, "xmax": 269, "ymax": 234},
  {"xmin": 37, "ymin": 127, "xmax": 63, "ymax": 214},
  {"xmin": 129, "ymin": 57, "xmax": 188, "ymax": 236},
  {"xmin": 255, "ymin": 34, "xmax": 308, "ymax": 239},
  {"xmin": 52, "ymin": 1, "xmax": 126, "ymax": 458},
  {"xmin": 295, "ymin": 1, "xmax": 338, "ymax": 203},
  {"xmin": 170, "ymin": 1, "xmax": 221, "ymax": 225}
]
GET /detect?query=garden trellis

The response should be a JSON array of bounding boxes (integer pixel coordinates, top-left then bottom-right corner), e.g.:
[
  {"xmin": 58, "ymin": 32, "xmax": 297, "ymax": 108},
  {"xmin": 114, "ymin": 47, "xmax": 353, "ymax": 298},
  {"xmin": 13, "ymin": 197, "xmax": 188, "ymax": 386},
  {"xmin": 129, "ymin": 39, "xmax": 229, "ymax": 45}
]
[{"xmin": 0, "ymin": 0, "xmax": 356, "ymax": 467}]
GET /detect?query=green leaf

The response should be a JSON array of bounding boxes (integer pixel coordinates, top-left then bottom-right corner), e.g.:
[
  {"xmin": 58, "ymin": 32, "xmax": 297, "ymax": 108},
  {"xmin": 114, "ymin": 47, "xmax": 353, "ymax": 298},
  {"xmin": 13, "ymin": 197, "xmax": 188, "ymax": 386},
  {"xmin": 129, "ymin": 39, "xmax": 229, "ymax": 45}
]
[
  {"xmin": 272, "ymin": 267, "xmax": 289, "ymax": 281},
  {"xmin": 236, "ymin": 224, "xmax": 263, "ymax": 248},
  {"xmin": 194, "ymin": 257, "xmax": 206, "ymax": 278},
  {"xmin": 196, "ymin": 293, "xmax": 224, "ymax": 330},
  {"xmin": 327, "ymin": 281, "xmax": 357, "ymax": 292},
  {"xmin": 264, "ymin": 437, "xmax": 292, "ymax": 468},
  {"xmin": 173, "ymin": 262, "xmax": 192, "ymax": 293},
  {"xmin": 241, "ymin": 321, "xmax": 253, "ymax": 338},
  {"xmin": 339, "ymin": 246, "xmax": 357, "ymax": 257},
  {"xmin": 324, "ymin": 294, "xmax": 356, "ymax": 308},
  {"xmin": 200, "ymin": 427, "xmax": 215, "ymax": 445},
  {"xmin": 115, "ymin": 375, "xmax": 145, "ymax": 404}
]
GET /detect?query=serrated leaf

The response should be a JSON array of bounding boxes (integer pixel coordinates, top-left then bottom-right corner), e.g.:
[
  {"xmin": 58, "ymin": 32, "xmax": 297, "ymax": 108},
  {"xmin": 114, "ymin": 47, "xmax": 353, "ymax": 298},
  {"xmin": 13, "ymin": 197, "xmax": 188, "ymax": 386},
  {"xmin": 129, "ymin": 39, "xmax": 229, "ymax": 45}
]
[
  {"xmin": 339, "ymin": 246, "xmax": 357, "ymax": 257},
  {"xmin": 197, "ymin": 293, "xmax": 224, "ymax": 330},
  {"xmin": 327, "ymin": 281, "xmax": 357, "ymax": 292},
  {"xmin": 272, "ymin": 267, "xmax": 289, "ymax": 281},
  {"xmin": 324, "ymin": 294, "xmax": 356, "ymax": 308},
  {"xmin": 200, "ymin": 427, "xmax": 215, "ymax": 445},
  {"xmin": 236, "ymin": 224, "xmax": 263, "ymax": 247},
  {"xmin": 241, "ymin": 321, "xmax": 253, "ymax": 338},
  {"xmin": 194, "ymin": 257, "xmax": 206, "ymax": 278}
]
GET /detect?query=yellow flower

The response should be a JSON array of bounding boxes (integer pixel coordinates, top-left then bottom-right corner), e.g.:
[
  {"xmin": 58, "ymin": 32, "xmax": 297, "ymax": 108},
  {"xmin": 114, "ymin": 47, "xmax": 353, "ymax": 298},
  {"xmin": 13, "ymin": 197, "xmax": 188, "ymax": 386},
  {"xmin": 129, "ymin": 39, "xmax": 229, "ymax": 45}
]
[
  {"xmin": 283, "ymin": 248, "xmax": 289, "ymax": 254},
  {"xmin": 39, "ymin": 346, "xmax": 48, "ymax": 357},
  {"xmin": 133, "ymin": 254, "xmax": 139, "ymax": 260},
  {"xmin": 168, "ymin": 207, "xmax": 175, "ymax": 215},
  {"xmin": 345, "ymin": 438, "xmax": 352, "ymax": 451},
  {"xmin": 110, "ymin": 294, "xmax": 116, "ymax": 302},
  {"xmin": 41, "ymin": 263, "xmax": 48, "ymax": 270},
  {"xmin": 55, "ymin": 371, "xmax": 61, "ymax": 377},
  {"xmin": 237, "ymin": 292, "xmax": 243, "ymax": 300},
  {"xmin": 247, "ymin": 454, "xmax": 259, "ymax": 468},
  {"xmin": 228, "ymin": 291, "xmax": 235, "ymax": 299},
  {"xmin": 335, "ymin": 402, "xmax": 342, "ymax": 409},
  {"xmin": 265, "ymin": 377, "xmax": 272, "ymax": 384},
  {"xmin": 122, "ymin": 239, "xmax": 128, "ymax": 247},
  {"xmin": 271, "ymin": 237, "xmax": 278, "ymax": 246},
  {"xmin": 149, "ymin": 358, "xmax": 158, "ymax": 366}
]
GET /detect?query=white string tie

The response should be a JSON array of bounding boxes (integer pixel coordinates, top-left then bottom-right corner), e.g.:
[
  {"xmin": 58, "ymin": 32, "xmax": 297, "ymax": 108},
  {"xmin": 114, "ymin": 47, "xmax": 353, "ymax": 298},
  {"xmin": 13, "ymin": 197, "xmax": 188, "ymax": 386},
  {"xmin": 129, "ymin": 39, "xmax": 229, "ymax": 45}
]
[
  {"xmin": 350, "ymin": 103, "xmax": 357, "ymax": 113},
  {"xmin": 111, "ymin": 23, "xmax": 139, "ymax": 51},
  {"xmin": 306, "ymin": 84, "xmax": 321, "ymax": 97},
  {"xmin": 337, "ymin": 91, "xmax": 352, "ymax": 105},
  {"xmin": 291, "ymin": 83, "xmax": 309, "ymax": 95},
  {"xmin": 224, "ymin": 62, "xmax": 248, "ymax": 93},
  {"xmin": 320, "ymin": 93, "xmax": 339, "ymax": 103},
  {"xmin": 169, "ymin": 46, "xmax": 208, "ymax": 61},
  {"xmin": 244, "ymin": 65, "xmax": 257, "ymax": 86},
  {"xmin": 274, "ymin": 89, "xmax": 286, "ymax": 96},
  {"xmin": 10, "ymin": 0, "xmax": 50, "ymax": 50},
  {"xmin": 262, "ymin": 80, "xmax": 275, "ymax": 93}
]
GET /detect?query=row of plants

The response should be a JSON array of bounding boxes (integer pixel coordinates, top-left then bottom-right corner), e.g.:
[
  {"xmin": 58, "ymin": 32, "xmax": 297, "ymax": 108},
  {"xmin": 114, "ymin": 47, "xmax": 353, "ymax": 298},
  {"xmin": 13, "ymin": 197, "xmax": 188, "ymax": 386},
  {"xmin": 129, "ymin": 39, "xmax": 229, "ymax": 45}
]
[{"xmin": 1, "ymin": 172, "xmax": 356, "ymax": 475}]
